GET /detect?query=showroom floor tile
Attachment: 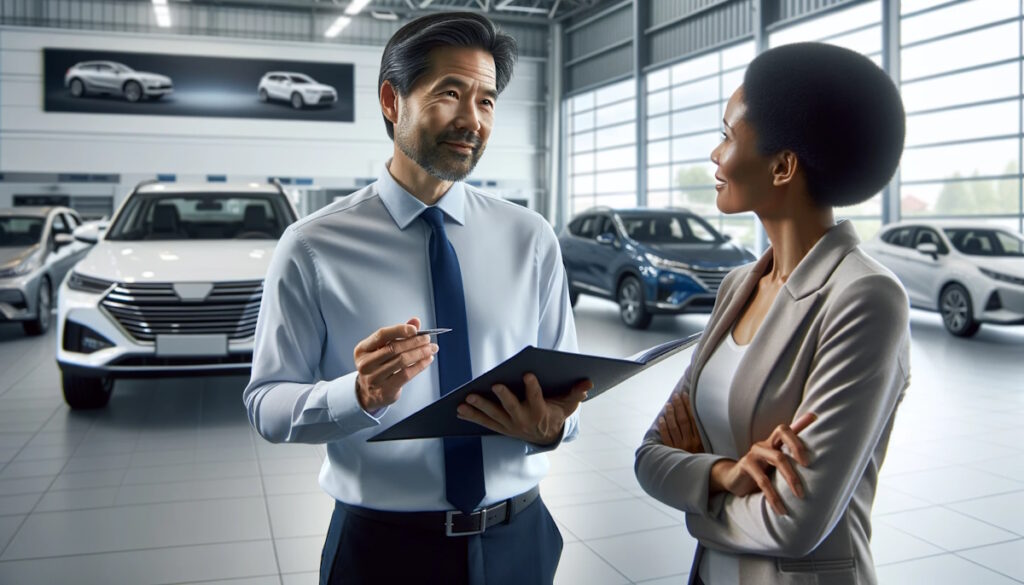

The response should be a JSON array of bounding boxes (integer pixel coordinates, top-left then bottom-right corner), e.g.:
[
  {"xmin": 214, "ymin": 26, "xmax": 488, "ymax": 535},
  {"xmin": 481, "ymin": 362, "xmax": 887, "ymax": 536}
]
[{"xmin": 0, "ymin": 297, "xmax": 1022, "ymax": 584}]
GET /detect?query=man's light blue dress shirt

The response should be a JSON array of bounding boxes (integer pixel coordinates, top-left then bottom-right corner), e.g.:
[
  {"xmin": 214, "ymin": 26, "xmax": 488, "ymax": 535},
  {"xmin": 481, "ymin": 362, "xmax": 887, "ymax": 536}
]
[{"xmin": 243, "ymin": 162, "xmax": 580, "ymax": 512}]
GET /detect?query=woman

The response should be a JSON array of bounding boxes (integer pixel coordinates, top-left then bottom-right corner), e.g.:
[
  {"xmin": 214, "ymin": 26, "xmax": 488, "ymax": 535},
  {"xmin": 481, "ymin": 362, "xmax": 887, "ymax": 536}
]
[{"xmin": 634, "ymin": 42, "xmax": 909, "ymax": 585}]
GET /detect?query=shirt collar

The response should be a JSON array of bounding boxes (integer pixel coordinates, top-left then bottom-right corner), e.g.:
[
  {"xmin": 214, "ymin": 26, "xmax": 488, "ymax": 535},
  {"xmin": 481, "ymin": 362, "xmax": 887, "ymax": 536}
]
[{"xmin": 376, "ymin": 159, "xmax": 467, "ymax": 230}]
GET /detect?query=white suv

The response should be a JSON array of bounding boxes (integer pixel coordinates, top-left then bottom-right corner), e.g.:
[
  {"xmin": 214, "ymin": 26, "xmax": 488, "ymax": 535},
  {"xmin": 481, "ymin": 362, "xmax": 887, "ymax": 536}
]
[
  {"xmin": 257, "ymin": 71, "xmax": 338, "ymax": 109},
  {"xmin": 65, "ymin": 61, "xmax": 174, "ymax": 102},
  {"xmin": 56, "ymin": 181, "xmax": 298, "ymax": 409}
]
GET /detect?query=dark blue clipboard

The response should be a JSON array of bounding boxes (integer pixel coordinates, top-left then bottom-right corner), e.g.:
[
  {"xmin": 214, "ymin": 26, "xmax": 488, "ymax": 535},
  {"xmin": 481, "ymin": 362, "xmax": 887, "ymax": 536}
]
[{"xmin": 368, "ymin": 333, "xmax": 701, "ymax": 442}]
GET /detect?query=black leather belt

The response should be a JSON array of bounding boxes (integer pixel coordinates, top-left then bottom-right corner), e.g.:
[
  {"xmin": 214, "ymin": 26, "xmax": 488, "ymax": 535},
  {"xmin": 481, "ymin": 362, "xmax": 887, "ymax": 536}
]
[{"xmin": 342, "ymin": 486, "xmax": 541, "ymax": 537}]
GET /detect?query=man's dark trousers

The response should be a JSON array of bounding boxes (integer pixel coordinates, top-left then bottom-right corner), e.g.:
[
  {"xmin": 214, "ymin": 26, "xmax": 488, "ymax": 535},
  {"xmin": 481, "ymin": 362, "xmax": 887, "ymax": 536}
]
[{"xmin": 319, "ymin": 496, "xmax": 564, "ymax": 585}]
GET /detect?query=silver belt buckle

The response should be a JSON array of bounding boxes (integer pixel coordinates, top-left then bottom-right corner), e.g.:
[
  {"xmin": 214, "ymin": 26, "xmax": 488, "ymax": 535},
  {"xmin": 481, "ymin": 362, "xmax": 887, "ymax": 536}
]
[{"xmin": 445, "ymin": 507, "xmax": 488, "ymax": 537}]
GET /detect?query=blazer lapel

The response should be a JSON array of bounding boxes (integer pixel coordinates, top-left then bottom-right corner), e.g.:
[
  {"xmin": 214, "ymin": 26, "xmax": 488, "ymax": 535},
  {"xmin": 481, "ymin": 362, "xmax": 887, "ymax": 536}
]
[{"xmin": 725, "ymin": 221, "xmax": 862, "ymax": 451}]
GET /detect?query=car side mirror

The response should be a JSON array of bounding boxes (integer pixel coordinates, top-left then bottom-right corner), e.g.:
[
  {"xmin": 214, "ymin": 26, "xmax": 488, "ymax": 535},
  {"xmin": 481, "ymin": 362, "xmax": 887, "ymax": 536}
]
[
  {"xmin": 916, "ymin": 242, "xmax": 939, "ymax": 258},
  {"xmin": 54, "ymin": 233, "xmax": 74, "ymax": 249},
  {"xmin": 596, "ymin": 233, "xmax": 616, "ymax": 246},
  {"xmin": 73, "ymin": 223, "xmax": 104, "ymax": 244},
  {"xmin": 722, "ymin": 234, "xmax": 732, "ymax": 241}
]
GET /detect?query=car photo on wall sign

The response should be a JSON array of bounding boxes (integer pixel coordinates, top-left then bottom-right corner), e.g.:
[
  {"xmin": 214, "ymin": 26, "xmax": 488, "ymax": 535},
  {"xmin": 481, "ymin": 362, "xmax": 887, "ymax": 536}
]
[
  {"xmin": 64, "ymin": 61, "xmax": 174, "ymax": 103},
  {"xmin": 257, "ymin": 72, "xmax": 338, "ymax": 110}
]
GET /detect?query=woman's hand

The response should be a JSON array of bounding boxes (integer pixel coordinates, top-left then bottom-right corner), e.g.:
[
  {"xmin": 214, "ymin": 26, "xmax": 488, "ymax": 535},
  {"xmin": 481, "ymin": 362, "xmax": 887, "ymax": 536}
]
[
  {"xmin": 658, "ymin": 392, "xmax": 703, "ymax": 453},
  {"xmin": 709, "ymin": 412, "xmax": 817, "ymax": 515}
]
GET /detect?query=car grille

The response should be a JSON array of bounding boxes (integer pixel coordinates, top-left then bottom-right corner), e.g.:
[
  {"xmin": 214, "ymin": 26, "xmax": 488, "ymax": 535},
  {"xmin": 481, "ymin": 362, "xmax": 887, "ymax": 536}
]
[
  {"xmin": 100, "ymin": 280, "xmax": 263, "ymax": 343},
  {"xmin": 317, "ymin": 94, "xmax": 335, "ymax": 104},
  {"xmin": 690, "ymin": 267, "xmax": 730, "ymax": 293}
]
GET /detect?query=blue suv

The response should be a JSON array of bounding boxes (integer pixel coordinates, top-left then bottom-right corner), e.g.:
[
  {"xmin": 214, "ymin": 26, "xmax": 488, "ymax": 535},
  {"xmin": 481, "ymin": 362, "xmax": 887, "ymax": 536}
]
[{"xmin": 559, "ymin": 207, "xmax": 757, "ymax": 329}]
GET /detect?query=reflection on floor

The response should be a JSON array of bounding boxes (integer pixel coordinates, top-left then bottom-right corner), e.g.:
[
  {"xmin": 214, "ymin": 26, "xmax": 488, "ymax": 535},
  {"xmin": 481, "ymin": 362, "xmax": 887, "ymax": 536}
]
[{"xmin": 0, "ymin": 295, "xmax": 1022, "ymax": 584}]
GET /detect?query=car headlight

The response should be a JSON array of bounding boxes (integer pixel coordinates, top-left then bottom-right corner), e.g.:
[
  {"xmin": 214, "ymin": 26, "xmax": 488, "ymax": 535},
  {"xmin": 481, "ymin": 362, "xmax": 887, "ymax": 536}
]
[
  {"xmin": 979, "ymin": 267, "xmax": 1024, "ymax": 286},
  {"xmin": 67, "ymin": 271, "xmax": 114, "ymax": 293},
  {"xmin": 644, "ymin": 252, "xmax": 693, "ymax": 272},
  {"xmin": 0, "ymin": 253, "xmax": 42, "ymax": 278}
]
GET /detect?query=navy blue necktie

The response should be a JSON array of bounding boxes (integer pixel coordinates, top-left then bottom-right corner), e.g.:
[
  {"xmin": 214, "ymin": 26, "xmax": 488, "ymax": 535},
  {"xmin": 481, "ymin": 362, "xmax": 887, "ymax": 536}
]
[{"xmin": 420, "ymin": 206, "xmax": 485, "ymax": 514}]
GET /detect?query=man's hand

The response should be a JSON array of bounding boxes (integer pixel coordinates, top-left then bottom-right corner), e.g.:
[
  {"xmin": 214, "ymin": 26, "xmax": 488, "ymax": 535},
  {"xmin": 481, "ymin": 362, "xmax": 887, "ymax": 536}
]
[
  {"xmin": 709, "ymin": 412, "xmax": 817, "ymax": 515},
  {"xmin": 354, "ymin": 317, "xmax": 438, "ymax": 412},
  {"xmin": 658, "ymin": 392, "xmax": 703, "ymax": 453},
  {"xmin": 456, "ymin": 374, "xmax": 593, "ymax": 446}
]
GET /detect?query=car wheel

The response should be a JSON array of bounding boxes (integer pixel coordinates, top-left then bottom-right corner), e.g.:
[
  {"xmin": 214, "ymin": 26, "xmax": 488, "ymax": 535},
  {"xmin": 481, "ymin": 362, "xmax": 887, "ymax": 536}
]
[
  {"xmin": 61, "ymin": 371, "xmax": 114, "ymax": 409},
  {"xmin": 259, "ymin": 88, "xmax": 269, "ymax": 102},
  {"xmin": 940, "ymin": 283, "xmax": 980, "ymax": 337},
  {"xmin": 69, "ymin": 78, "xmax": 85, "ymax": 97},
  {"xmin": 123, "ymin": 80, "xmax": 143, "ymax": 103},
  {"xmin": 617, "ymin": 276, "xmax": 652, "ymax": 329},
  {"xmin": 22, "ymin": 277, "xmax": 51, "ymax": 336},
  {"xmin": 291, "ymin": 92, "xmax": 304, "ymax": 109}
]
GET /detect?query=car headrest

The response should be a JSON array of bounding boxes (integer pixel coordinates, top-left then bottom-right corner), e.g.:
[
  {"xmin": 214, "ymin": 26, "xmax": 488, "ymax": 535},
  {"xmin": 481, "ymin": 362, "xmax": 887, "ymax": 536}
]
[
  {"xmin": 243, "ymin": 204, "xmax": 269, "ymax": 230},
  {"xmin": 152, "ymin": 204, "xmax": 180, "ymax": 232},
  {"xmin": 963, "ymin": 237, "xmax": 983, "ymax": 254}
]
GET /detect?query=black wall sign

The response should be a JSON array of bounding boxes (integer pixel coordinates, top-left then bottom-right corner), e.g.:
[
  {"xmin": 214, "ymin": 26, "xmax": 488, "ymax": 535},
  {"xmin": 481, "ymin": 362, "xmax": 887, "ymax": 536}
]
[{"xmin": 44, "ymin": 48, "xmax": 355, "ymax": 122}]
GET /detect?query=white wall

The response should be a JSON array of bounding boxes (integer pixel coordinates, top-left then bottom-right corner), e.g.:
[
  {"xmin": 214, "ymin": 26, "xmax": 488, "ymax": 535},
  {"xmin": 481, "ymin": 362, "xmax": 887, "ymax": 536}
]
[{"xmin": 0, "ymin": 26, "xmax": 549, "ymax": 212}]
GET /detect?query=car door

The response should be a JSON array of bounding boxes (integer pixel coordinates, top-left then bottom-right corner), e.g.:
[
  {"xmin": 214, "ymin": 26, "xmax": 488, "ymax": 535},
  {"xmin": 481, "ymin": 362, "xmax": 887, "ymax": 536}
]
[
  {"xmin": 902, "ymin": 226, "xmax": 947, "ymax": 307},
  {"xmin": 275, "ymin": 75, "xmax": 292, "ymax": 100},
  {"xmin": 585, "ymin": 215, "xmax": 622, "ymax": 294},
  {"xmin": 92, "ymin": 63, "xmax": 118, "ymax": 92},
  {"xmin": 566, "ymin": 215, "xmax": 603, "ymax": 293},
  {"xmin": 872, "ymin": 226, "xmax": 916, "ymax": 285}
]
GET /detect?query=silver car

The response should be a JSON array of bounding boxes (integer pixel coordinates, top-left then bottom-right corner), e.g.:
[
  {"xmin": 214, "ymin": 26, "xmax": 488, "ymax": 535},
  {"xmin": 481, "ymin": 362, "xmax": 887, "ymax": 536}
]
[
  {"xmin": 0, "ymin": 207, "xmax": 91, "ymax": 336},
  {"xmin": 863, "ymin": 221, "xmax": 1024, "ymax": 337},
  {"xmin": 64, "ymin": 61, "xmax": 174, "ymax": 102}
]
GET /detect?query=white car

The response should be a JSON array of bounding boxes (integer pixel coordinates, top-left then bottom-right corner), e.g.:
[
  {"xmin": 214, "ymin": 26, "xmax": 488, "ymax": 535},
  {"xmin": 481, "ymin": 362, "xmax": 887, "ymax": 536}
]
[
  {"xmin": 862, "ymin": 221, "xmax": 1024, "ymax": 337},
  {"xmin": 64, "ymin": 61, "xmax": 174, "ymax": 102},
  {"xmin": 257, "ymin": 71, "xmax": 337, "ymax": 109},
  {"xmin": 56, "ymin": 181, "xmax": 298, "ymax": 409}
]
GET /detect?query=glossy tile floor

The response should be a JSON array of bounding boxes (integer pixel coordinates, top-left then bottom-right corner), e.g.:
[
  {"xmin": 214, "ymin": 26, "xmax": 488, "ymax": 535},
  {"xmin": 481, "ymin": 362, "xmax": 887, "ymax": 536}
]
[{"xmin": 0, "ymin": 296, "xmax": 1022, "ymax": 584}]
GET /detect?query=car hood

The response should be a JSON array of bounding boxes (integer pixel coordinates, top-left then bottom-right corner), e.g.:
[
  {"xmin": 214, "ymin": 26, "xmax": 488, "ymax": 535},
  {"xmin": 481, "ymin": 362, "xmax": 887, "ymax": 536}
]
[
  {"xmin": 974, "ymin": 256, "xmax": 1024, "ymax": 278},
  {"xmin": 643, "ymin": 241, "xmax": 753, "ymax": 268},
  {"xmin": 0, "ymin": 245, "xmax": 39, "ymax": 270},
  {"xmin": 74, "ymin": 240, "xmax": 278, "ymax": 283},
  {"xmin": 136, "ymin": 72, "xmax": 172, "ymax": 83}
]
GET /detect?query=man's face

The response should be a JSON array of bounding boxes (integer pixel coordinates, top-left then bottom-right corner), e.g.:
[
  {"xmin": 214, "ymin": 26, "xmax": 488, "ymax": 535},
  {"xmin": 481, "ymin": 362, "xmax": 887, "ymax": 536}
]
[{"xmin": 394, "ymin": 46, "xmax": 497, "ymax": 182}]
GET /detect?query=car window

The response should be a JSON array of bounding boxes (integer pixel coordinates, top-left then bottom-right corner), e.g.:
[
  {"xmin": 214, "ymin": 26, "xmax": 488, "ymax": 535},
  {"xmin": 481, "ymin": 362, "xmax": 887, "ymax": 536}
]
[
  {"xmin": 620, "ymin": 214, "xmax": 723, "ymax": 244},
  {"xmin": 944, "ymin": 228, "xmax": 1024, "ymax": 257},
  {"xmin": 51, "ymin": 213, "xmax": 69, "ymax": 235},
  {"xmin": 0, "ymin": 217, "xmax": 45, "ymax": 246},
  {"xmin": 883, "ymin": 226, "xmax": 916, "ymax": 248},
  {"xmin": 596, "ymin": 216, "xmax": 616, "ymax": 238},
  {"xmin": 291, "ymin": 75, "xmax": 311, "ymax": 84},
  {"xmin": 576, "ymin": 216, "xmax": 599, "ymax": 239},
  {"xmin": 106, "ymin": 193, "xmax": 296, "ymax": 241},
  {"xmin": 63, "ymin": 213, "xmax": 81, "ymax": 229},
  {"xmin": 912, "ymin": 228, "xmax": 948, "ymax": 254}
]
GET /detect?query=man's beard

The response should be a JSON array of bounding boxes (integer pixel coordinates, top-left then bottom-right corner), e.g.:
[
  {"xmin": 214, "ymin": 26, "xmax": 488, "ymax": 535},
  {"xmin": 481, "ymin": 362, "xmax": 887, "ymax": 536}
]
[{"xmin": 395, "ymin": 119, "xmax": 484, "ymax": 182}]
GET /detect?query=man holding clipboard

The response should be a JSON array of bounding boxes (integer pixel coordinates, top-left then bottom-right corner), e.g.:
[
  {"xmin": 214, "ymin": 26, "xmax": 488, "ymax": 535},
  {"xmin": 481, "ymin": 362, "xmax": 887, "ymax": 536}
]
[{"xmin": 243, "ymin": 12, "xmax": 590, "ymax": 585}]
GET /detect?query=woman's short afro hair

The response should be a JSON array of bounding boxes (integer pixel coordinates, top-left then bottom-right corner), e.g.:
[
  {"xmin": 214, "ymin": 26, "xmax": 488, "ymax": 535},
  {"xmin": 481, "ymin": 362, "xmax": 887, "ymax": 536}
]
[{"xmin": 742, "ymin": 42, "xmax": 905, "ymax": 207}]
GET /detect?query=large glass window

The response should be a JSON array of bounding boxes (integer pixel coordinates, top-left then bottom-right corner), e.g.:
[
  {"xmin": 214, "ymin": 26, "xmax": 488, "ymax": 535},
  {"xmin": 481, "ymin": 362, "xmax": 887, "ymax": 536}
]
[
  {"xmin": 899, "ymin": 0, "xmax": 1023, "ymax": 229},
  {"xmin": 644, "ymin": 41, "xmax": 756, "ymax": 247},
  {"xmin": 567, "ymin": 79, "xmax": 638, "ymax": 216}
]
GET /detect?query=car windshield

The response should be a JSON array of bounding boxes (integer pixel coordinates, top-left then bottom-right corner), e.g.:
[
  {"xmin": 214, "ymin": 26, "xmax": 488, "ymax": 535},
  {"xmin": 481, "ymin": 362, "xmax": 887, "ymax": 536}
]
[
  {"xmin": 112, "ymin": 63, "xmax": 132, "ymax": 73},
  {"xmin": 944, "ymin": 228, "xmax": 1024, "ymax": 257},
  {"xmin": 0, "ymin": 217, "xmax": 45, "ymax": 247},
  {"xmin": 619, "ymin": 214, "xmax": 723, "ymax": 244},
  {"xmin": 290, "ymin": 75, "xmax": 312, "ymax": 84},
  {"xmin": 106, "ymin": 193, "xmax": 296, "ymax": 241}
]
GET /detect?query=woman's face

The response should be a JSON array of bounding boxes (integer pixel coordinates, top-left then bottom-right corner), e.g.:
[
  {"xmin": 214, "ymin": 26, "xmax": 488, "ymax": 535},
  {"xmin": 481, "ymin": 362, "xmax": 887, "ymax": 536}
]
[{"xmin": 710, "ymin": 87, "xmax": 776, "ymax": 215}]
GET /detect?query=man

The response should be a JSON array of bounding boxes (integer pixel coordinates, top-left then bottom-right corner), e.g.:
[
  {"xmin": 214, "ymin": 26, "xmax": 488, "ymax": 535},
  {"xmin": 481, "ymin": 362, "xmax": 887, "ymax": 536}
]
[{"xmin": 243, "ymin": 12, "xmax": 590, "ymax": 585}]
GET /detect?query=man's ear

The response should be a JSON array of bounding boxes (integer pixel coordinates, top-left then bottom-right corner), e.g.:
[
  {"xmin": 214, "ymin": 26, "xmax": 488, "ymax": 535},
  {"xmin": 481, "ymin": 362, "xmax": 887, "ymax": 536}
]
[
  {"xmin": 380, "ymin": 80, "xmax": 399, "ymax": 126},
  {"xmin": 771, "ymin": 150, "xmax": 799, "ymax": 187}
]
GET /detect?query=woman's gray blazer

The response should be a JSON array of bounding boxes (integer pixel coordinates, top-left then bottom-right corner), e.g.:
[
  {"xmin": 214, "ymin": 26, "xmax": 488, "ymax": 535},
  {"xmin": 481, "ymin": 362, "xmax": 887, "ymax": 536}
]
[{"xmin": 634, "ymin": 220, "xmax": 911, "ymax": 584}]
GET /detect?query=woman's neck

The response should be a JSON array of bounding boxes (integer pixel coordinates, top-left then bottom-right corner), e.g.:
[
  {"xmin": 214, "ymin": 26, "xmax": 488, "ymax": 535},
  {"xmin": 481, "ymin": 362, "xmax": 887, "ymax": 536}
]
[{"xmin": 759, "ymin": 204, "xmax": 835, "ymax": 284}]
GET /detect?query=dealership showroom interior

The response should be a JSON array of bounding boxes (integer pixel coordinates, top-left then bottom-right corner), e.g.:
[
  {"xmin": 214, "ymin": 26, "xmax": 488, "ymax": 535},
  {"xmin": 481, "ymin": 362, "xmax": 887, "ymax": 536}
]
[{"xmin": 2, "ymin": 0, "xmax": 1024, "ymax": 583}]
